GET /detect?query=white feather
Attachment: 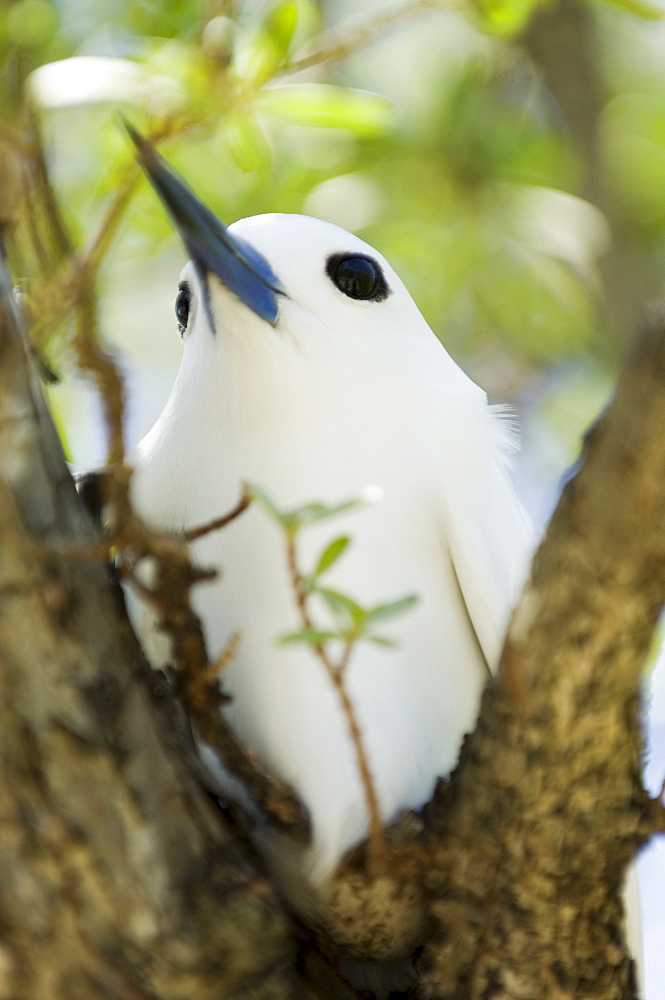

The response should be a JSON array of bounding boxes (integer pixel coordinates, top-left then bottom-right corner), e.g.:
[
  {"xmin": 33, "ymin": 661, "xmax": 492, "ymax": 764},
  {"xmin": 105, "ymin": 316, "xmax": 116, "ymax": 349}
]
[
  {"xmin": 124, "ymin": 212, "xmax": 645, "ymax": 986},
  {"xmin": 128, "ymin": 215, "xmax": 533, "ymax": 882}
]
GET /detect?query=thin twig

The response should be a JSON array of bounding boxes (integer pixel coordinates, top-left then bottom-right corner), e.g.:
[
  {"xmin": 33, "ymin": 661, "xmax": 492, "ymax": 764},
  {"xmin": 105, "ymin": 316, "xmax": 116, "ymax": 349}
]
[
  {"xmin": 152, "ymin": 550, "xmax": 309, "ymax": 840},
  {"xmin": 86, "ymin": 167, "xmax": 141, "ymax": 276},
  {"xmin": 280, "ymin": 0, "xmax": 466, "ymax": 76},
  {"xmin": 181, "ymin": 489, "xmax": 252, "ymax": 541},
  {"xmin": 285, "ymin": 534, "xmax": 386, "ymax": 873},
  {"xmin": 83, "ymin": 118, "xmax": 194, "ymax": 275},
  {"xmin": 22, "ymin": 118, "xmax": 201, "ymax": 463},
  {"xmin": 208, "ymin": 630, "xmax": 241, "ymax": 675},
  {"xmin": 18, "ymin": 162, "xmax": 51, "ymax": 272},
  {"xmin": 100, "ymin": 473, "xmax": 310, "ymax": 842},
  {"xmin": 71, "ymin": 266, "xmax": 126, "ymax": 466},
  {"xmin": 84, "ymin": 114, "xmax": 219, "ymax": 270},
  {"xmin": 45, "ymin": 460, "xmax": 306, "ymax": 839},
  {"xmin": 25, "ymin": 103, "xmax": 73, "ymax": 261}
]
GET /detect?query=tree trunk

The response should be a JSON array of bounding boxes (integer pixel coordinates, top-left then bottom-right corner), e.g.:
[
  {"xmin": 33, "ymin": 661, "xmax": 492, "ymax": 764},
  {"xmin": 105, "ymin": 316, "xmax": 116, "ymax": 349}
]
[
  {"xmin": 0, "ymin": 252, "xmax": 664, "ymax": 999},
  {"xmin": 0, "ymin": 257, "xmax": 298, "ymax": 1000}
]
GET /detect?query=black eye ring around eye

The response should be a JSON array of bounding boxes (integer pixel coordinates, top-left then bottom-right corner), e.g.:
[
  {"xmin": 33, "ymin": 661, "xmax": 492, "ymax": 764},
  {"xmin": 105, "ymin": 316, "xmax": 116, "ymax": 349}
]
[
  {"xmin": 326, "ymin": 254, "xmax": 390, "ymax": 302},
  {"xmin": 175, "ymin": 283, "xmax": 191, "ymax": 335}
]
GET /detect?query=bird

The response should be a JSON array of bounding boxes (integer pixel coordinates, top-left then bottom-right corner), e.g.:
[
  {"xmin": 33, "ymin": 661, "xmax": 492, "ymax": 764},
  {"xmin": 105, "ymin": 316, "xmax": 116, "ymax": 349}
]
[{"xmin": 123, "ymin": 129, "xmax": 535, "ymax": 983}]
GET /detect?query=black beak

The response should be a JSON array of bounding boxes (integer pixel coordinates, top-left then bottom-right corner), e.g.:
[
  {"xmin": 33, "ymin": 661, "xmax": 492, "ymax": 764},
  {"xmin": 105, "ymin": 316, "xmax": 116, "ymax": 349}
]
[{"xmin": 126, "ymin": 124, "xmax": 284, "ymax": 326}]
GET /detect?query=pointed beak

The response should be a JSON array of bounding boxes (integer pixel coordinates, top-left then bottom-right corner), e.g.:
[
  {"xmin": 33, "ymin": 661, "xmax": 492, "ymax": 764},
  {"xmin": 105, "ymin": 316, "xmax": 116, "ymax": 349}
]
[{"xmin": 126, "ymin": 124, "xmax": 284, "ymax": 326}]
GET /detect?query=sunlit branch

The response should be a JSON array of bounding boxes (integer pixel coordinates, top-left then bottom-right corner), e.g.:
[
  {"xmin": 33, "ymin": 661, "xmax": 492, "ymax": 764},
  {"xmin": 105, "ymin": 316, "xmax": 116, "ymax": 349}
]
[{"xmin": 281, "ymin": 0, "xmax": 468, "ymax": 76}]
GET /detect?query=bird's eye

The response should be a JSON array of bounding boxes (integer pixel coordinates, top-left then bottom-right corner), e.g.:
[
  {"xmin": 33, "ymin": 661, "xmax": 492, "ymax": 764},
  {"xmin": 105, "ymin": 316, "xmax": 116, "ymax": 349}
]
[
  {"xmin": 326, "ymin": 254, "xmax": 389, "ymax": 302},
  {"xmin": 175, "ymin": 282, "xmax": 191, "ymax": 335}
]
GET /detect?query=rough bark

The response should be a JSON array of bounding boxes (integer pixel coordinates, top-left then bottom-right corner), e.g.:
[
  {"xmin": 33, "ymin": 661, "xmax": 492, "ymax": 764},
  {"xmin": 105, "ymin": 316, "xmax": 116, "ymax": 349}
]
[
  {"xmin": 0, "ymin": 259, "xmax": 298, "ymax": 999},
  {"xmin": 1, "ymin": 251, "xmax": 664, "ymax": 1000},
  {"xmin": 420, "ymin": 317, "xmax": 665, "ymax": 998}
]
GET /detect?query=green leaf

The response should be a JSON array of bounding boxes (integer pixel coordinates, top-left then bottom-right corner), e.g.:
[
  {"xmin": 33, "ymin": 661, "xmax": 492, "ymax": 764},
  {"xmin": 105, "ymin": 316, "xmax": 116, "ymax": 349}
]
[
  {"xmin": 313, "ymin": 536, "xmax": 351, "ymax": 577},
  {"xmin": 257, "ymin": 84, "xmax": 394, "ymax": 135},
  {"xmin": 249, "ymin": 486, "xmax": 365, "ymax": 538},
  {"xmin": 294, "ymin": 498, "xmax": 362, "ymax": 524},
  {"xmin": 316, "ymin": 587, "xmax": 367, "ymax": 630},
  {"xmin": 234, "ymin": 33, "xmax": 279, "ymax": 86},
  {"xmin": 247, "ymin": 483, "xmax": 289, "ymax": 527},
  {"xmin": 264, "ymin": 0, "xmax": 299, "ymax": 55},
  {"xmin": 224, "ymin": 113, "xmax": 271, "ymax": 173},
  {"xmin": 471, "ymin": 0, "xmax": 543, "ymax": 36},
  {"xmin": 366, "ymin": 635, "xmax": 397, "ymax": 648},
  {"xmin": 279, "ymin": 628, "xmax": 338, "ymax": 646},
  {"xmin": 233, "ymin": 1, "xmax": 299, "ymax": 86},
  {"xmin": 365, "ymin": 595, "xmax": 419, "ymax": 626}
]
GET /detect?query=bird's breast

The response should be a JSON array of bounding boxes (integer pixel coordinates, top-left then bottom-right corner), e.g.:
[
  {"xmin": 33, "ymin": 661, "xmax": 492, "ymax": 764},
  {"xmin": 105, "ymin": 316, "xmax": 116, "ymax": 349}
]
[
  {"xmin": 185, "ymin": 455, "xmax": 488, "ymax": 875},
  {"xmin": 127, "ymin": 383, "xmax": 499, "ymax": 963}
]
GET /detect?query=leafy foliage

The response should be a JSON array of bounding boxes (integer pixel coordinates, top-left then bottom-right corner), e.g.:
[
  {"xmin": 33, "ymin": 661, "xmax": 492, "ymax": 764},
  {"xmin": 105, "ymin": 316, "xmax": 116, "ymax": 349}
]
[
  {"xmin": 1, "ymin": 0, "xmax": 664, "ymax": 470},
  {"xmin": 249, "ymin": 483, "xmax": 418, "ymax": 651}
]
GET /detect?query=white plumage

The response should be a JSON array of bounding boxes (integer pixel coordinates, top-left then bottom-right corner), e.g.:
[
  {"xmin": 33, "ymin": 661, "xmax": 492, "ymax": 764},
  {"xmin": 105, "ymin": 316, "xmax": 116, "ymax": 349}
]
[
  {"xmin": 118, "ymin": 135, "xmax": 644, "ymax": 993},
  {"xmin": 128, "ymin": 212, "xmax": 533, "ymax": 886}
]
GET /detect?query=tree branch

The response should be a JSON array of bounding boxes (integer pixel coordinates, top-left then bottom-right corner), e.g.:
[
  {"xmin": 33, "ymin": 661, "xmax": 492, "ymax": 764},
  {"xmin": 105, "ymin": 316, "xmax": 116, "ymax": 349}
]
[
  {"xmin": 3, "ymin": 216, "xmax": 665, "ymax": 998},
  {"xmin": 281, "ymin": 0, "xmax": 467, "ymax": 76},
  {"xmin": 0, "ymin": 253, "xmax": 298, "ymax": 1000},
  {"xmin": 421, "ymin": 314, "xmax": 665, "ymax": 999}
]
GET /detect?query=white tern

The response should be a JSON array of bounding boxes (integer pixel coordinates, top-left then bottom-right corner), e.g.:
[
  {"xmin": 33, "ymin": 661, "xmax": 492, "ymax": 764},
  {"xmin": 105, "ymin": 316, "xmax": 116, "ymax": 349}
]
[{"xmin": 121, "ymin": 131, "xmax": 640, "ymax": 988}]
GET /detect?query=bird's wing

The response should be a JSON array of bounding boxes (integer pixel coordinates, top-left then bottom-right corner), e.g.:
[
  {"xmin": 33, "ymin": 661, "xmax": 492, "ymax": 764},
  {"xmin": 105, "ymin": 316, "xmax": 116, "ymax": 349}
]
[{"xmin": 445, "ymin": 410, "xmax": 534, "ymax": 673}]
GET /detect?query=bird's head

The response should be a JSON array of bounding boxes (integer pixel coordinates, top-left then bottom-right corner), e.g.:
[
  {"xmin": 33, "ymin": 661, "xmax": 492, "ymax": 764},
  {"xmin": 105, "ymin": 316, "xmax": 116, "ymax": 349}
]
[
  {"xmin": 129, "ymin": 128, "xmax": 456, "ymax": 372},
  {"xmin": 127, "ymin": 124, "xmax": 482, "ymax": 465}
]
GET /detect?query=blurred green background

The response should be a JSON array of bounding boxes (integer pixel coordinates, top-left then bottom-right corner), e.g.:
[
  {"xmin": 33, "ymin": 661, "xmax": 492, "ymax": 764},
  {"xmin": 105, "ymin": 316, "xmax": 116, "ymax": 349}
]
[
  {"xmin": 1, "ymin": 0, "xmax": 665, "ymax": 992},
  {"xmin": 3, "ymin": 0, "xmax": 665, "ymax": 518}
]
